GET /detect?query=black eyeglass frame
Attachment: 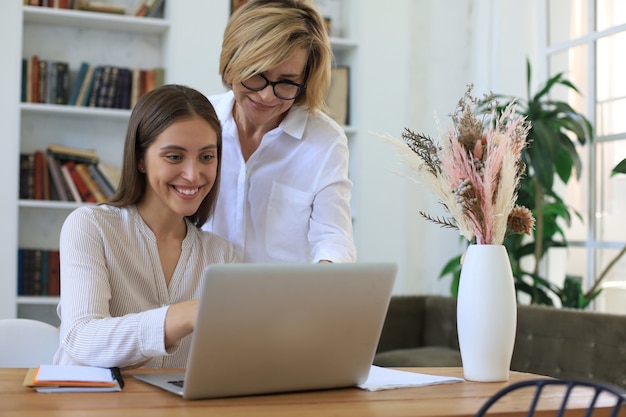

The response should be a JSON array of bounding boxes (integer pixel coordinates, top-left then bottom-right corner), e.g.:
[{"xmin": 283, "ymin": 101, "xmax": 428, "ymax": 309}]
[{"xmin": 240, "ymin": 73, "xmax": 306, "ymax": 100}]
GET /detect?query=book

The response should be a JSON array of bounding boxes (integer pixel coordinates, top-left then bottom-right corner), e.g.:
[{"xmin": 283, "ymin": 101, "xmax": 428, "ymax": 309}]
[
  {"xmin": 19, "ymin": 153, "xmax": 35, "ymax": 199},
  {"xmin": 21, "ymin": 58, "xmax": 28, "ymax": 102},
  {"xmin": 60, "ymin": 163, "xmax": 83, "ymax": 202},
  {"xmin": 75, "ymin": 163, "xmax": 107, "ymax": 203},
  {"xmin": 95, "ymin": 65, "xmax": 112, "ymax": 108},
  {"xmin": 22, "ymin": 58, "xmax": 33, "ymax": 103},
  {"xmin": 154, "ymin": 67, "xmax": 165, "ymax": 89},
  {"xmin": 46, "ymin": 153, "xmax": 69, "ymax": 201},
  {"xmin": 77, "ymin": 1, "xmax": 126, "ymax": 14},
  {"xmin": 30, "ymin": 55, "xmax": 39, "ymax": 103},
  {"xmin": 55, "ymin": 61, "xmax": 70, "ymax": 104},
  {"xmin": 96, "ymin": 162, "xmax": 121, "ymax": 191},
  {"xmin": 24, "ymin": 365, "xmax": 124, "ymax": 392},
  {"xmin": 40, "ymin": 250, "xmax": 49, "ymax": 296},
  {"xmin": 47, "ymin": 249, "xmax": 60, "ymax": 296},
  {"xmin": 64, "ymin": 160, "xmax": 96, "ymax": 203},
  {"xmin": 145, "ymin": 0, "xmax": 164, "ymax": 17},
  {"xmin": 38, "ymin": 58, "xmax": 47, "ymax": 104},
  {"xmin": 75, "ymin": 64, "xmax": 95, "ymax": 107},
  {"xmin": 113, "ymin": 67, "xmax": 131, "ymax": 109},
  {"xmin": 45, "ymin": 60, "xmax": 57, "ymax": 104},
  {"xmin": 87, "ymin": 66, "xmax": 104, "ymax": 108},
  {"xmin": 17, "ymin": 248, "xmax": 24, "ymax": 296},
  {"xmin": 47, "ymin": 143, "xmax": 99, "ymax": 164},
  {"xmin": 68, "ymin": 62, "xmax": 89, "ymax": 106},
  {"xmin": 102, "ymin": 66, "xmax": 119, "ymax": 108},
  {"xmin": 134, "ymin": 0, "xmax": 148, "ymax": 17},
  {"xmin": 325, "ymin": 66, "xmax": 349, "ymax": 126},
  {"xmin": 33, "ymin": 150, "xmax": 48, "ymax": 200},
  {"xmin": 130, "ymin": 67, "xmax": 141, "ymax": 108},
  {"xmin": 88, "ymin": 163, "xmax": 115, "ymax": 198}
]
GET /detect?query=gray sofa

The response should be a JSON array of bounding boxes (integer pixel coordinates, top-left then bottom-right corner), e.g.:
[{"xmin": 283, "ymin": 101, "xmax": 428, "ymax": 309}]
[{"xmin": 373, "ymin": 295, "xmax": 626, "ymax": 388}]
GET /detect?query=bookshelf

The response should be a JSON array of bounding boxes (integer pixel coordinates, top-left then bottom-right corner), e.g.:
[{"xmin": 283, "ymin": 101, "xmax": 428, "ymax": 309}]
[
  {"xmin": 0, "ymin": 1, "xmax": 229, "ymax": 325},
  {"xmin": 16, "ymin": 3, "xmax": 170, "ymax": 325},
  {"xmin": 0, "ymin": 0, "xmax": 359, "ymax": 325}
]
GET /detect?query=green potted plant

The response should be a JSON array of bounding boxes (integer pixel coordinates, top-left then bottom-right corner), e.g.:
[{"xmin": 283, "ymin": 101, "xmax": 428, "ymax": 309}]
[{"xmin": 440, "ymin": 59, "xmax": 595, "ymax": 308}]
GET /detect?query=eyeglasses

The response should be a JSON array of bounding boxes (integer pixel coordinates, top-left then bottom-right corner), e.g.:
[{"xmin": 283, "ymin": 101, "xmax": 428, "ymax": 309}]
[{"xmin": 241, "ymin": 73, "xmax": 305, "ymax": 100}]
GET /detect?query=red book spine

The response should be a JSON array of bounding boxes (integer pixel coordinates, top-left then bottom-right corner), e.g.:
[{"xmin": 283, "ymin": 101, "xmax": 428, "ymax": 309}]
[{"xmin": 64, "ymin": 160, "xmax": 96, "ymax": 203}]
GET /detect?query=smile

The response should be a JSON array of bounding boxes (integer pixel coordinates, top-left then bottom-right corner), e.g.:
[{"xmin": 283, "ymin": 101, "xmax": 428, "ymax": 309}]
[{"xmin": 173, "ymin": 186, "xmax": 200, "ymax": 196}]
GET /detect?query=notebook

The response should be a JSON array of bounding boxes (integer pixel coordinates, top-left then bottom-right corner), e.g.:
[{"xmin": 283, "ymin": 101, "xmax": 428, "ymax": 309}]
[{"xmin": 134, "ymin": 262, "xmax": 397, "ymax": 400}]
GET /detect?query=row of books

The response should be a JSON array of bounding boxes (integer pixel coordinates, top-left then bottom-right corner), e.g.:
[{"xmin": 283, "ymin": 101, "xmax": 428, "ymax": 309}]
[
  {"xmin": 18, "ymin": 249, "xmax": 60, "ymax": 297},
  {"xmin": 26, "ymin": 0, "xmax": 165, "ymax": 17},
  {"xmin": 21, "ymin": 57, "xmax": 70, "ymax": 105},
  {"xmin": 22, "ymin": 56, "xmax": 165, "ymax": 109},
  {"xmin": 19, "ymin": 144, "xmax": 120, "ymax": 203}
]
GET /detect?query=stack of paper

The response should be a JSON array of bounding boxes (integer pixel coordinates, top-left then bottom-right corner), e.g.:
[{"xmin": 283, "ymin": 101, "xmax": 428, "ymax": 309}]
[{"xmin": 23, "ymin": 365, "xmax": 124, "ymax": 393}]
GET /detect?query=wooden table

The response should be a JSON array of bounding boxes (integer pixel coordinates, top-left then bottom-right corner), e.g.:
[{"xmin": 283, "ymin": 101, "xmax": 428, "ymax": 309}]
[{"xmin": 0, "ymin": 367, "xmax": 616, "ymax": 417}]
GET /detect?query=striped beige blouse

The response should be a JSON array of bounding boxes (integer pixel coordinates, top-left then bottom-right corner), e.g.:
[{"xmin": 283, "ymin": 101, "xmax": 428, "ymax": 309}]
[{"xmin": 53, "ymin": 204, "xmax": 237, "ymax": 369}]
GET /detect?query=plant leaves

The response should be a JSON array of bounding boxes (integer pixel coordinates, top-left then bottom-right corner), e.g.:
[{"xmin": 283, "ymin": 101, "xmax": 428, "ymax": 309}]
[{"xmin": 611, "ymin": 158, "xmax": 626, "ymax": 176}]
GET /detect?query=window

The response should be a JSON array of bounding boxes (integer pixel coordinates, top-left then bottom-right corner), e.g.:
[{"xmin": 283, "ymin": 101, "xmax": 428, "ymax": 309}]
[{"xmin": 543, "ymin": 0, "xmax": 626, "ymax": 313}]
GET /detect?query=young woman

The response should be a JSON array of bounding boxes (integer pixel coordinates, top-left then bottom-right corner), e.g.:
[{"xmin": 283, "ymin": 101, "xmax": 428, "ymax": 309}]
[
  {"xmin": 54, "ymin": 85, "xmax": 237, "ymax": 369},
  {"xmin": 203, "ymin": 0, "xmax": 357, "ymax": 263}
]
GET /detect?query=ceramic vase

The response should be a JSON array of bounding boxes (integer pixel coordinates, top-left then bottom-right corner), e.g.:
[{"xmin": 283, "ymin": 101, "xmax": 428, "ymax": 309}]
[{"xmin": 456, "ymin": 244, "xmax": 517, "ymax": 382}]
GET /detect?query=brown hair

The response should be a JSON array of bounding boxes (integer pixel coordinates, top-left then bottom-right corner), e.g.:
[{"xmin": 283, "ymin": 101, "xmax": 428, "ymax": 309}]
[
  {"xmin": 220, "ymin": 0, "xmax": 332, "ymax": 112},
  {"xmin": 108, "ymin": 84, "xmax": 222, "ymax": 228}
]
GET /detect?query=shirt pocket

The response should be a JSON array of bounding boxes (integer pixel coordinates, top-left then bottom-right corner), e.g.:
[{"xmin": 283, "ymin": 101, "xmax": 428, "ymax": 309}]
[{"xmin": 265, "ymin": 181, "xmax": 314, "ymax": 260}]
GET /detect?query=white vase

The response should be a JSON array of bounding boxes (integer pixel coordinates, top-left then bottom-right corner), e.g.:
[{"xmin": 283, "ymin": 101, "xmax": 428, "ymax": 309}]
[{"xmin": 457, "ymin": 244, "xmax": 517, "ymax": 382}]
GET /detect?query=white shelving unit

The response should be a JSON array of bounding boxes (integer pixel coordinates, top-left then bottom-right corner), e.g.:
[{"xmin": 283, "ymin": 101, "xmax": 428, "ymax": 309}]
[
  {"xmin": 0, "ymin": 1, "xmax": 359, "ymax": 325},
  {"xmin": 15, "ymin": 4, "xmax": 171, "ymax": 325}
]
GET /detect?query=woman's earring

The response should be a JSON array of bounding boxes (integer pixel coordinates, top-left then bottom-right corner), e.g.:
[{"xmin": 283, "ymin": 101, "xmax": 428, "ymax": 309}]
[{"xmin": 138, "ymin": 165, "xmax": 145, "ymax": 173}]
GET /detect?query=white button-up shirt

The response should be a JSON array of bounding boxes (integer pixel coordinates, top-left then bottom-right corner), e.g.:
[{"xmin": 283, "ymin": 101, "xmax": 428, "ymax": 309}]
[{"xmin": 203, "ymin": 91, "xmax": 356, "ymax": 263}]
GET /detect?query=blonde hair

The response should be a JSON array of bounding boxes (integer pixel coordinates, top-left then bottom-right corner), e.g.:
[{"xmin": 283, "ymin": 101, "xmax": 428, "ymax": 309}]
[{"xmin": 220, "ymin": 0, "xmax": 332, "ymax": 113}]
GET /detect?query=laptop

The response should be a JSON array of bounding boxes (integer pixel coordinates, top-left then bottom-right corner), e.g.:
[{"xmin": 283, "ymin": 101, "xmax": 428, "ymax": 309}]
[{"xmin": 134, "ymin": 262, "xmax": 397, "ymax": 400}]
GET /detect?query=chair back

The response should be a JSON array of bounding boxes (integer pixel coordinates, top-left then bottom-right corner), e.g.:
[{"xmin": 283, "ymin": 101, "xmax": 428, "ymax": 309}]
[
  {"xmin": 475, "ymin": 378, "xmax": 626, "ymax": 417},
  {"xmin": 0, "ymin": 318, "xmax": 59, "ymax": 367}
]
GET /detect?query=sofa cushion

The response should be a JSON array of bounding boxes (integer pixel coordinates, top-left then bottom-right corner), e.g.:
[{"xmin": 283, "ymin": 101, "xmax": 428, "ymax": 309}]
[{"xmin": 374, "ymin": 346, "xmax": 463, "ymax": 367}]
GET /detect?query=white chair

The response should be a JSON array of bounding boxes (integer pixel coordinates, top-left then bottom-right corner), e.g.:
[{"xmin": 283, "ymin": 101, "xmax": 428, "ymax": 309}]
[{"xmin": 0, "ymin": 318, "xmax": 59, "ymax": 367}]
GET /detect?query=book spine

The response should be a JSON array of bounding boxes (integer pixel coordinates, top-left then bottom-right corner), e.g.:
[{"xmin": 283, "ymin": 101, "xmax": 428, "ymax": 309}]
[
  {"xmin": 68, "ymin": 62, "xmax": 89, "ymax": 106},
  {"xmin": 96, "ymin": 163, "xmax": 120, "ymax": 192},
  {"xmin": 31, "ymin": 55, "xmax": 39, "ymax": 103},
  {"xmin": 17, "ymin": 248, "xmax": 23, "ymax": 296},
  {"xmin": 60, "ymin": 163, "xmax": 83, "ymax": 203},
  {"xmin": 76, "ymin": 65, "xmax": 94, "ymax": 107},
  {"xmin": 49, "ymin": 152, "xmax": 99, "ymax": 165},
  {"xmin": 46, "ymin": 60, "xmax": 57, "ymax": 104},
  {"xmin": 65, "ymin": 161, "xmax": 96, "ymax": 202},
  {"xmin": 47, "ymin": 250, "xmax": 61, "ymax": 296},
  {"xmin": 102, "ymin": 66, "xmax": 119, "ymax": 108},
  {"xmin": 130, "ymin": 68, "xmax": 141, "ymax": 108},
  {"xmin": 96, "ymin": 65, "xmax": 112, "ymax": 108},
  {"xmin": 40, "ymin": 250, "xmax": 49, "ymax": 296},
  {"xmin": 46, "ymin": 153, "xmax": 69, "ymax": 201},
  {"xmin": 33, "ymin": 150, "xmax": 45, "ymax": 200},
  {"xmin": 56, "ymin": 61, "xmax": 70, "ymax": 105},
  {"xmin": 21, "ymin": 58, "xmax": 28, "ymax": 102},
  {"xmin": 87, "ymin": 66, "xmax": 104, "ymax": 108},
  {"xmin": 32, "ymin": 249, "xmax": 43, "ymax": 296},
  {"xmin": 38, "ymin": 58, "xmax": 47, "ymax": 104},
  {"xmin": 88, "ymin": 163, "xmax": 115, "ymax": 199},
  {"xmin": 19, "ymin": 153, "xmax": 35, "ymax": 199},
  {"xmin": 75, "ymin": 163, "xmax": 107, "ymax": 203}
]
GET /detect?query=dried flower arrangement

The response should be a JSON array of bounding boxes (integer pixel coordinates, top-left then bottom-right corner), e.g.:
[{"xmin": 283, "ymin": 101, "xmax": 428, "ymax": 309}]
[{"xmin": 382, "ymin": 85, "xmax": 535, "ymax": 245}]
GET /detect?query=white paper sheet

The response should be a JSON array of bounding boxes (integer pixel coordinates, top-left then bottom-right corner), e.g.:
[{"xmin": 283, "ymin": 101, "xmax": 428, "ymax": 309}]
[{"xmin": 358, "ymin": 366, "xmax": 464, "ymax": 391}]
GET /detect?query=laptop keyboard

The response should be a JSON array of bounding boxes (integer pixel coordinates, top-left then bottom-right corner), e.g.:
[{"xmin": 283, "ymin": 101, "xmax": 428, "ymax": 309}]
[{"xmin": 169, "ymin": 380, "xmax": 184, "ymax": 388}]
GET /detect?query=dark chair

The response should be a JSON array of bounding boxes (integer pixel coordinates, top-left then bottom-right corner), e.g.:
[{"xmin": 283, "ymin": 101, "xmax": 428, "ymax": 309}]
[{"xmin": 475, "ymin": 378, "xmax": 626, "ymax": 417}]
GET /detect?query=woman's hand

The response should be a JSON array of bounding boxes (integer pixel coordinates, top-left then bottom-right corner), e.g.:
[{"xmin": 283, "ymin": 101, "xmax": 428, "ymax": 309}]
[{"xmin": 164, "ymin": 299, "xmax": 199, "ymax": 348}]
